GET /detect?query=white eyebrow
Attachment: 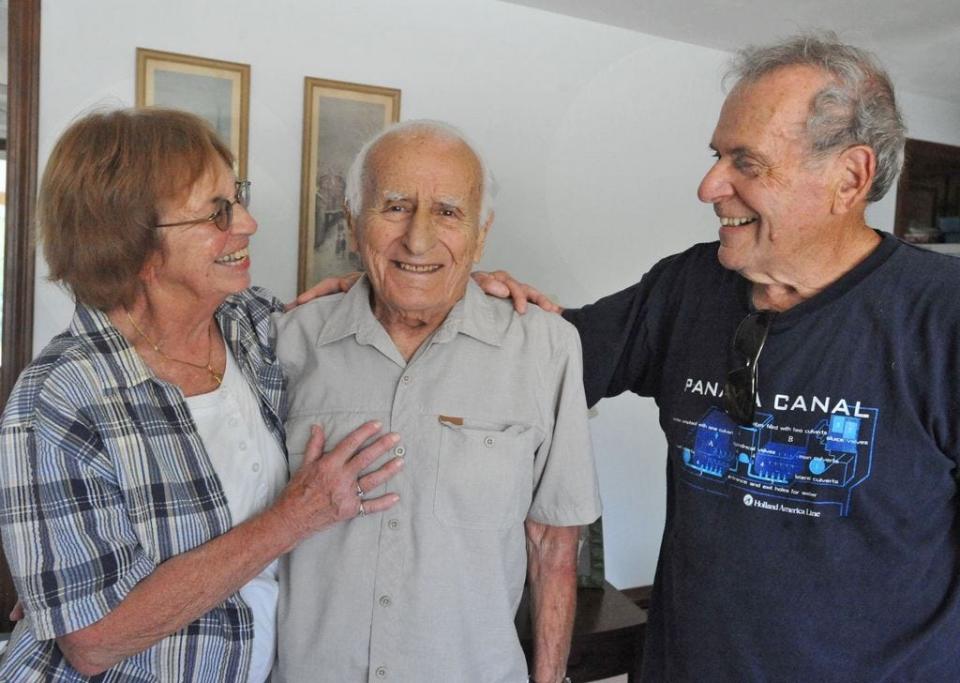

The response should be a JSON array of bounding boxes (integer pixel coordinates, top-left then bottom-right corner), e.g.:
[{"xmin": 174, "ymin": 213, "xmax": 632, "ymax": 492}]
[
  {"xmin": 435, "ymin": 195, "xmax": 466, "ymax": 210},
  {"xmin": 380, "ymin": 191, "xmax": 466, "ymax": 213},
  {"xmin": 381, "ymin": 191, "xmax": 410, "ymax": 203}
]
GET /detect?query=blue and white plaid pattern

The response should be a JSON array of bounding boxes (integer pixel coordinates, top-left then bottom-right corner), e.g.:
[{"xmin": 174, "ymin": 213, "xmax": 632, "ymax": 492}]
[{"xmin": 0, "ymin": 287, "xmax": 286, "ymax": 682}]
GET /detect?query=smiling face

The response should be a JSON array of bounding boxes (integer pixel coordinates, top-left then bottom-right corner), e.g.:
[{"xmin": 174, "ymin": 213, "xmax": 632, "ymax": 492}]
[
  {"xmin": 697, "ymin": 65, "xmax": 840, "ymax": 284},
  {"xmin": 352, "ymin": 133, "xmax": 489, "ymax": 327},
  {"xmin": 145, "ymin": 160, "xmax": 257, "ymax": 309}
]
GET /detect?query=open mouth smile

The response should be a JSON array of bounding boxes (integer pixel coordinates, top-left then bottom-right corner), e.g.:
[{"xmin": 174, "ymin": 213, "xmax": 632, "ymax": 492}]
[
  {"xmin": 395, "ymin": 261, "xmax": 442, "ymax": 273},
  {"xmin": 719, "ymin": 216, "xmax": 758, "ymax": 227},
  {"xmin": 216, "ymin": 247, "xmax": 249, "ymax": 264}
]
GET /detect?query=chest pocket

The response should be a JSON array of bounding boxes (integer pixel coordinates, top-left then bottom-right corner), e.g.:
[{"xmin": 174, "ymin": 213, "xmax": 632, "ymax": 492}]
[{"xmin": 434, "ymin": 418, "xmax": 541, "ymax": 530}]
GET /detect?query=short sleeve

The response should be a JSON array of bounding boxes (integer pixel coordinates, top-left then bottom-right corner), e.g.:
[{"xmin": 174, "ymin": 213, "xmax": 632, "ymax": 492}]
[
  {"xmin": 0, "ymin": 391, "xmax": 157, "ymax": 640},
  {"xmin": 527, "ymin": 322, "xmax": 602, "ymax": 527},
  {"xmin": 561, "ymin": 249, "xmax": 694, "ymax": 407}
]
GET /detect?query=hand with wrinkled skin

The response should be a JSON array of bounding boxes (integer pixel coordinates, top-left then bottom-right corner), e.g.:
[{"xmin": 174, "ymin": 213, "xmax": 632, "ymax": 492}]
[
  {"xmin": 273, "ymin": 421, "xmax": 403, "ymax": 537},
  {"xmin": 285, "ymin": 272, "xmax": 363, "ymax": 310},
  {"xmin": 471, "ymin": 270, "xmax": 562, "ymax": 314}
]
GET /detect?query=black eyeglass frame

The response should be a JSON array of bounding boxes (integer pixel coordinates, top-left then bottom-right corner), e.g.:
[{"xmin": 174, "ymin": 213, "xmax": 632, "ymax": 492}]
[
  {"xmin": 153, "ymin": 179, "xmax": 251, "ymax": 231},
  {"xmin": 722, "ymin": 310, "xmax": 775, "ymax": 426}
]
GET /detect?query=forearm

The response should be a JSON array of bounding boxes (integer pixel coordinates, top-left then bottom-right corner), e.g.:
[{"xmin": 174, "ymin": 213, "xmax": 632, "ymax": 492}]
[
  {"xmin": 56, "ymin": 503, "xmax": 307, "ymax": 675},
  {"xmin": 527, "ymin": 522, "xmax": 580, "ymax": 683}
]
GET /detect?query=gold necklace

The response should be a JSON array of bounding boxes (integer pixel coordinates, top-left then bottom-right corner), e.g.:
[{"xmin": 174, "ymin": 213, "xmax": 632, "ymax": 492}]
[{"xmin": 125, "ymin": 310, "xmax": 223, "ymax": 386}]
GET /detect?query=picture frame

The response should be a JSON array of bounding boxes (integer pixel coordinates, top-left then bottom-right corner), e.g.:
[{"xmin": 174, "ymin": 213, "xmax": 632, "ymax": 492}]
[
  {"xmin": 136, "ymin": 48, "xmax": 250, "ymax": 177},
  {"xmin": 298, "ymin": 77, "xmax": 401, "ymax": 291}
]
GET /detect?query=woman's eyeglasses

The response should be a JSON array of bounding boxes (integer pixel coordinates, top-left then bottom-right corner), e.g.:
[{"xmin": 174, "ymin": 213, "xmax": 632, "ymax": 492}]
[
  {"xmin": 723, "ymin": 310, "xmax": 775, "ymax": 426},
  {"xmin": 154, "ymin": 179, "xmax": 251, "ymax": 232}
]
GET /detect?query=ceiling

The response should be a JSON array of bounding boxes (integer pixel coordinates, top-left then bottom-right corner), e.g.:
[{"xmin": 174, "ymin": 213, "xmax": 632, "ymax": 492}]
[{"xmin": 502, "ymin": 0, "xmax": 960, "ymax": 104}]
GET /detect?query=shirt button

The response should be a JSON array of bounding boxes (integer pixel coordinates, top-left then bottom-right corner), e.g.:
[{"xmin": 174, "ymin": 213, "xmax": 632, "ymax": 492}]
[
  {"xmin": 252, "ymin": 462, "xmax": 261, "ymax": 473},
  {"xmin": 379, "ymin": 595, "xmax": 392, "ymax": 607},
  {"xmin": 483, "ymin": 436, "xmax": 495, "ymax": 448},
  {"xmin": 394, "ymin": 446, "xmax": 406, "ymax": 457},
  {"xmin": 401, "ymin": 375, "xmax": 411, "ymax": 384},
  {"xmin": 239, "ymin": 441, "xmax": 248, "ymax": 451},
  {"xmin": 388, "ymin": 518, "xmax": 399, "ymax": 530},
  {"xmin": 375, "ymin": 666, "xmax": 387, "ymax": 678},
  {"xmin": 229, "ymin": 417, "xmax": 239, "ymax": 427}
]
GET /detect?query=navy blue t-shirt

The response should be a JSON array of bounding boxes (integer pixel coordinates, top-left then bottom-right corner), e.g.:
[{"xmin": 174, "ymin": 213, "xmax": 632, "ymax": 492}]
[{"xmin": 564, "ymin": 232, "xmax": 960, "ymax": 682}]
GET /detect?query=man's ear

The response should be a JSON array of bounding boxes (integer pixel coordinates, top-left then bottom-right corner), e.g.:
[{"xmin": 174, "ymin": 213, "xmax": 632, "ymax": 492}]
[
  {"xmin": 473, "ymin": 212, "xmax": 494, "ymax": 263},
  {"xmin": 832, "ymin": 145, "xmax": 876, "ymax": 214}
]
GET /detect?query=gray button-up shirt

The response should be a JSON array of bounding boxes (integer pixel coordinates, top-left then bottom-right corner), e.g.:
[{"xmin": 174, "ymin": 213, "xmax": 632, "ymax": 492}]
[{"xmin": 274, "ymin": 278, "xmax": 601, "ymax": 683}]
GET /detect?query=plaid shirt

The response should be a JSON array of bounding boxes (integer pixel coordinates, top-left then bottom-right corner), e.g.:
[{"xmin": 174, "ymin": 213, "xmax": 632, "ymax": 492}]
[{"xmin": 0, "ymin": 287, "xmax": 286, "ymax": 682}]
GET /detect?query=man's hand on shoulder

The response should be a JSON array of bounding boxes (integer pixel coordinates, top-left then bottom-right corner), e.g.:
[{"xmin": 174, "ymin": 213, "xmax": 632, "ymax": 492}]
[
  {"xmin": 285, "ymin": 272, "xmax": 362, "ymax": 311},
  {"xmin": 472, "ymin": 270, "xmax": 562, "ymax": 315}
]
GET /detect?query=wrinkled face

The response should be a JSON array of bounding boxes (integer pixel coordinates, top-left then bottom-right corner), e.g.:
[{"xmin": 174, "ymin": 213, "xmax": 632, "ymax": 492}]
[
  {"xmin": 146, "ymin": 160, "xmax": 257, "ymax": 307},
  {"xmin": 697, "ymin": 66, "xmax": 838, "ymax": 281},
  {"xmin": 352, "ymin": 134, "xmax": 489, "ymax": 323}
]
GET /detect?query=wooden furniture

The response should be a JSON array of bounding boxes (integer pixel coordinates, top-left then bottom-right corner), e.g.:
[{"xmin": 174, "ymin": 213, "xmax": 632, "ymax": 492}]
[
  {"xmin": 894, "ymin": 138, "xmax": 960, "ymax": 257},
  {"xmin": 516, "ymin": 580, "xmax": 646, "ymax": 682},
  {"xmin": 0, "ymin": 0, "xmax": 42, "ymax": 632}
]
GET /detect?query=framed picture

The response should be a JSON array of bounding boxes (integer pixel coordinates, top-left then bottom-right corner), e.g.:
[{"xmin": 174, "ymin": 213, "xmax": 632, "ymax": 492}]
[
  {"xmin": 298, "ymin": 77, "xmax": 400, "ymax": 291},
  {"xmin": 136, "ymin": 48, "xmax": 250, "ymax": 177}
]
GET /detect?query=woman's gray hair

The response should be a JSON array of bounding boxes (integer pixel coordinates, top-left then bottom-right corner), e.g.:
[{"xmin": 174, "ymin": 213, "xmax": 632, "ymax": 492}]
[
  {"xmin": 344, "ymin": 119, "xmax": 495, "ymax": 223},
  {"xmin": 725, "ymin": 31, "xmax": 906, "ymax": 202}
]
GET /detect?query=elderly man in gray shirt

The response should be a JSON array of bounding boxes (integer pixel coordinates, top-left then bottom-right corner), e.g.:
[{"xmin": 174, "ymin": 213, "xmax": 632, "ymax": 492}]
[{"xmin": 274, "ymin": 120, "xmax": 601, "ymax": 683}]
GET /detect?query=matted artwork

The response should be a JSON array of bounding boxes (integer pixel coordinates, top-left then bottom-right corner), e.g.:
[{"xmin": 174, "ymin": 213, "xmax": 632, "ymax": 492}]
[
  {"xmin": 298, "ymin": 77, "xmax": 401, "ymax": 291},
  {"xmin": 136, "ymin": 48, "xmax": 250, "ymax": 177}
]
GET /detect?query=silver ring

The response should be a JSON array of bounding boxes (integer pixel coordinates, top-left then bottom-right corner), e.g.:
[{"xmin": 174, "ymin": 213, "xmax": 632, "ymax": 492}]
[
  {"xmin": 356, "ymin": 481, "xmax": 365, "ymax": 498},
  {"xmin": 358, "ymin": 500, "xmax": 366, "ymax": 517}
]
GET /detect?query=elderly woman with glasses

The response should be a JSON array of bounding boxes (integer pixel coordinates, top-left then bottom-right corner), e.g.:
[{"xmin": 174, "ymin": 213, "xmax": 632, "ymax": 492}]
[{"xmin": 0, "ymin": 108, "xmax": 404, "ymax": 682}]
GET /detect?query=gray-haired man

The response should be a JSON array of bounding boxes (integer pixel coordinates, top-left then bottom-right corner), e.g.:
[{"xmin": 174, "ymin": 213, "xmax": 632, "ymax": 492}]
[{"xmin": 510, "ymin": 33, "xmax": 959, "ymax": 681}]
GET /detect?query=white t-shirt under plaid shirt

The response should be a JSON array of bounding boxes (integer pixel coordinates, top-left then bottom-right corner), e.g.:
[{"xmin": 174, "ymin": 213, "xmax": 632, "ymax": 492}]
[{"xmin": 0, "ymin": 287, "xmax": 286, "ymax": 682}]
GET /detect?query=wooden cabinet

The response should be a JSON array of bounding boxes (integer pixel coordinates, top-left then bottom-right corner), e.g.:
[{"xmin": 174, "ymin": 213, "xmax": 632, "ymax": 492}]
[{"xmin": 895, "ymin": 139, "xmax": 960, "ymax": 256}]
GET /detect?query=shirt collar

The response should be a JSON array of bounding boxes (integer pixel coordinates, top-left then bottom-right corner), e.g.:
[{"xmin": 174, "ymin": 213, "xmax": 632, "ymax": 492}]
[{"xmin": 315, "ymin": 276, "xmax": 509, "ymax": 350}]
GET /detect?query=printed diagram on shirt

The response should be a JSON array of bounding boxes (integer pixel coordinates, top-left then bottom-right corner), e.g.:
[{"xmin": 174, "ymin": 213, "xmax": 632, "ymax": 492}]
[{"xmin": 672, "ymin": 396, "xmax": 878, "ymax": 517}]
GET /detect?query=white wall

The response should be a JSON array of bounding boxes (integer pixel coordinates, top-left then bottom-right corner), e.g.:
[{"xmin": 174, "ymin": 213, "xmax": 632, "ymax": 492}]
[{"xmin": 35, "ymin": 0, "xmax": 960, "ymax": 589}]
